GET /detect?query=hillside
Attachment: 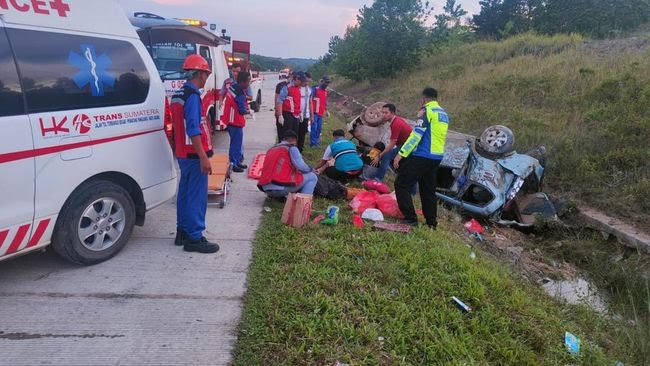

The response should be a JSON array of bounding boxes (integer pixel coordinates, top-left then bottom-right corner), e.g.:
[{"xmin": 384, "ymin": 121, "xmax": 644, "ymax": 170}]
[
  {"xmin": 333, "ymin": 32, "xmax": 650, "ymax": 230},
  {"xmin": 250, "ymin": 54, "xmax": 317, "ymax": 72}
]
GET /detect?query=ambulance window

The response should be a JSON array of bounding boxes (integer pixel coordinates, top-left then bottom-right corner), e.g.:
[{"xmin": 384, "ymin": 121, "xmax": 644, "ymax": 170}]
[
  {"xmin": 0, "ymin": 28, "xmax": 24, "ymax": 117},
  {"xmin": 199, "ymin": 46, "xmax": 211, "ymax": 60},
  {"xmin": 8, "ymin": 29, "xmax": 150, "ymax": 113}
]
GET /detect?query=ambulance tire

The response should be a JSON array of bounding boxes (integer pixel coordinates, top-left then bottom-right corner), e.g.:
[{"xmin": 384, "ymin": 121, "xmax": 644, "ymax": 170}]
[{"xmin": 52, "ymin": 180, "xmax": 136, "ymax": 265}]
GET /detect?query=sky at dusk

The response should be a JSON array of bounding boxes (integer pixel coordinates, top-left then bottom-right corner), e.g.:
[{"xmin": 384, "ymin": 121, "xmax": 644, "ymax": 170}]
[{"xmin": 117, "ymin": 0, "xmax": 480, "ymax": 59}]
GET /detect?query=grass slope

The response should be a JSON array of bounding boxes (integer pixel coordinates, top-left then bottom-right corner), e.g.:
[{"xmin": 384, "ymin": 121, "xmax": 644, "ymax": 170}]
[
  {"xmin": 333, "ymin": 32, "xmax": 650, "ymax": 231},
  {"xmin": 232, "ymin": 115, "xmax": 637, "ymax": 365}
]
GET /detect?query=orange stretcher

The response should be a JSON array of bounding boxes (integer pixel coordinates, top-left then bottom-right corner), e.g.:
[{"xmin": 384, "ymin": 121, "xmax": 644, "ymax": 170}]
[
  {"xmin": 207, "ymin": 154, "xmax": 232, "ymax": 208},
  {"xmin": 248, "ymin": 153, "xmax": 265, "ymax": 180}
]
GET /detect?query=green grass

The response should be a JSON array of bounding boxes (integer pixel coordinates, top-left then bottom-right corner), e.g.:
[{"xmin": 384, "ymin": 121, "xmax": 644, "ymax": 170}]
[
  {"xmin": 332, "ymin": 32, "xmax": 650, "ymax": 231},
  {"xmin": 232, "ymin": 114, "xmax": 641, "ymax": 365},
  {"xmin": 233, "ymin": 198, "xmax": 629, "ymax": 365}
]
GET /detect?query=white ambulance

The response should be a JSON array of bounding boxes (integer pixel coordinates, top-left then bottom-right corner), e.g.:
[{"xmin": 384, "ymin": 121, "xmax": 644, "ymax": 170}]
[{"xmin": 0, "ymin": 0, "xmax": 177, "ymax": 265}]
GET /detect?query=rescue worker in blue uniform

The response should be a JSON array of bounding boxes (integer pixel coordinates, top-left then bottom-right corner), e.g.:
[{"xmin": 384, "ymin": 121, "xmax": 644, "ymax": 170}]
[
  {"xmin": 171, "ymin": 54, "xmax": 219, "ymax": 253},
  {"xmin": 313, "ymin": 129, "xmax": 363, "ymax": 182},
  {"xmin": 393, "ymin": 87, "xmax": 450, "ymax": 229}
]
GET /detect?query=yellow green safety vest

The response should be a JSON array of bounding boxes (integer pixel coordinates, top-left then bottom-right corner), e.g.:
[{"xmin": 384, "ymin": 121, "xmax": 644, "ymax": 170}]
[{"xmin": 398, "ymin": 101, "xmax": 449, "ymax": 160}]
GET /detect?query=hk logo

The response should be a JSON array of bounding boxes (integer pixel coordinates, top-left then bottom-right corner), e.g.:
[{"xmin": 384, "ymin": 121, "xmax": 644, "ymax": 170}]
[
  {"xmin": 68, "ymin": 45, "xmax": 115, "ymax": 97},
  {"xmin": 73, "ymin": 114, "xmax": 92, "ymax": 134}
]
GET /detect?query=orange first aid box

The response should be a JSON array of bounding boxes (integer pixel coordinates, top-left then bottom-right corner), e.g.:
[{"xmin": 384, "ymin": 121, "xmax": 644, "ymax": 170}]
[{"xmin": 281, "ymin": 193, "xmax": 313, "ymax": 228}]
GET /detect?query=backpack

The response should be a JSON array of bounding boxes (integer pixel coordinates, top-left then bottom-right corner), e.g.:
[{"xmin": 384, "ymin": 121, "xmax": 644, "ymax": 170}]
[{"xmin": 314, "ymin": 175, "xmax": 347, "ymax": 200}]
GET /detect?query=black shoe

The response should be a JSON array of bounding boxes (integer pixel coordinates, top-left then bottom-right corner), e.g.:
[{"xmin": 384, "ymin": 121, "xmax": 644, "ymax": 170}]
[
  {"xmin": 174, "ymin": 229, "xmax": 187, "ymax": 246},
  {"xmin": 237, "ymin": 163, "xmax": 248, "ymax": 169},
  {"xmin": 184, "ymin": 238, "xmax": 220, "ymax": 253},
  {"xmin": 232, "ymin": 165, "xmax": 245, "ymax": 173},
  {"xmin": 400, "ymin": 220, "xmax": 419, "ymax": 227}
]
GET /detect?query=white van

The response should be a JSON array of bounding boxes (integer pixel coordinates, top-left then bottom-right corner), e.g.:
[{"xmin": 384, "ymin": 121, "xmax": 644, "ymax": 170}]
[{"xmin": 0, "ymin": 0, "xmax": 177, "ymax": 265}]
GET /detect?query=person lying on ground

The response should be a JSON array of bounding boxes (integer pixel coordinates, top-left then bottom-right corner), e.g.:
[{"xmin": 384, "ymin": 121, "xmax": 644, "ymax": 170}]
[
  {"xmin": 313, "ymin": 129, "xmax": 363, "ymax": 182},
  {"xmin": 258, "ymin": 130, "xmax": 317, "ymax": 199}
]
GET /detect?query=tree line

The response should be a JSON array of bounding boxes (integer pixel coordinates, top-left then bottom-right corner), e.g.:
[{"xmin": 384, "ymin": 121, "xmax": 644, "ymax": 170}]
[{"xmin": 311, "ymin": 0, "xmax": 650, "ymax": 81}]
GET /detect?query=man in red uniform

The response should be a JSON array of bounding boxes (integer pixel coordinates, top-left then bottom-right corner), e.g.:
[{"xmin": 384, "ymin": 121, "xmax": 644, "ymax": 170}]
[
  {"xmin": 275, "ymin": 71, "xmax": 305, "ymax": 137},
  {"xmin": 371, "ymin": 103, "xmax": 413, "ymax": 181},
  {"xmin": 170, "ymin": 55, "xmax": 219, "ymax": 253},
  {"xmin": 310, "ymin": 75, "xmax": 331, "ymax": 147},
  {"xmin": 223, "ymin": 71, "xmax": 251, "ymax": 173}
]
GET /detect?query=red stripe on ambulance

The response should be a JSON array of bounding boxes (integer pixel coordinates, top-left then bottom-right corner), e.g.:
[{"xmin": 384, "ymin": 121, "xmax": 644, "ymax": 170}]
[
  {"xmin": 5, "ymin": 224, "xmax": 31, "ymax": 255},
  {"xmin": 26, "ymin": 218, "xmax": 51, "ymax": 249},
  {"xmin": 0, "ymin": 230, "xmax": 9, "ymax": 249}
]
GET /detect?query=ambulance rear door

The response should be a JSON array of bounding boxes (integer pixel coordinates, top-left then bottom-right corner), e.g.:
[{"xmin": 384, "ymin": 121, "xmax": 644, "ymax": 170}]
[{"xmin": 0, "ymin": 22, "xmax": 35, "ymax": 258}]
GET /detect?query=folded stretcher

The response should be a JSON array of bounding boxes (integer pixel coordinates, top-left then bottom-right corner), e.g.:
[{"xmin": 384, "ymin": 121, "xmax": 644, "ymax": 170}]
[{"xmin": 207, "ymin": 154, "xmax": 232, "ymax": 208}]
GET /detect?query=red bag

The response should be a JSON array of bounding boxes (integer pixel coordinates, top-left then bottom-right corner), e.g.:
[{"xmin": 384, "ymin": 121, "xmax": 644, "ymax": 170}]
[
  {"xmin": 363, "ymin": 180, "xmax": 390, "ymax": 194},
  {"xmin": 350, "ymin": 191, "xmax": 379, "ymax": 214},
  {"xmin": 376, "ymin": 192, "xmax": 404, "ymax": 219}
]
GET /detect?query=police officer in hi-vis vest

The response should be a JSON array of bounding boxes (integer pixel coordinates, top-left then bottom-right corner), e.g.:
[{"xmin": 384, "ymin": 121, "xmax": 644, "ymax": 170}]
[
  {"xmin": 393, "ymin": 87, "xmax": 450, "ymax": 230},
  {"xmin": 170, "ymin": 55, "xmax": 219, "ymax": 254}
]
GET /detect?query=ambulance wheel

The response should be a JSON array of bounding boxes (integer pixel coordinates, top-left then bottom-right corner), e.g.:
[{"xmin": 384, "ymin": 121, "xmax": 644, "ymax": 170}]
[{"xmin": 52, "ymin": 180, "xmax": 136, "ymax": 265}]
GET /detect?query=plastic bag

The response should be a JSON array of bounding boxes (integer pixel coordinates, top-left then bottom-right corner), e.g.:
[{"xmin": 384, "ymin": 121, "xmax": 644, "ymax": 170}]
[
  {"xmin": 376, "ymin": 192, "xmax": 404, "ymax": 219},
  {"xmin": 346, "ymin": 188, "xmax": 367, "ymax": 201},
  {"xmin": 464, "ymin": 219, "xmax": 484, "ymax": 234},
  {"xmin": 361, "ymin": 208, "xmax": 385, "ymax": 222},
  {"xmin": 363, "ymin": 180, "xmax": 390, "ymax": 194},
  {"xmin": 350, "ymin": 191, "xmax": 379, "ymax": 214},
  {"xmin": 321, "ymin": 206, "xmax": 340, "ymax": 225}
]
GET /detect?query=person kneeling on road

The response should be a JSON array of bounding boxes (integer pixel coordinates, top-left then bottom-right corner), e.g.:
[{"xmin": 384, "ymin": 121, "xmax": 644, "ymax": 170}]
[
  {"xmin": 171, "ymin": 54, "xmax": 220, "ymax": 254},
  {"xmin": 313, "ymin": 129, "xmax": 363, "ymax": 182},
  {"xmin": 258, "ymin": 130, "xmax": 317, "ymax": 198},
  {"xmin": 393, "ymin": 87, "xmax": 450, "ymax": 230}
]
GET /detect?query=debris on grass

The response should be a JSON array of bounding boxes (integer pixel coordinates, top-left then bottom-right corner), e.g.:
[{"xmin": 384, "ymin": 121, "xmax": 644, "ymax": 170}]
[
  {"xmin": 464, "ymin": 219, "xmax": 485, "ymax": 234},
  {"xmin": 564, "ymin": 331, "xmax": 580, "ymax": 356},
  {"xmin": 372, "ymin": 222, "xmax": 413, "ymax": 234},
  {"xmin": 321, "ymin": 206, "xmax": 340, "ymax": 225},
  {"xmin": 353, "ymin": 214, "xmax": 364, "ymax": 228},
  {"xmin": 361, "ymin": 208, "xmax": 384, "ymax": 222},
  {"xmin": 452, "ymin": 296, "xmax": 473, "ymax": 313}
]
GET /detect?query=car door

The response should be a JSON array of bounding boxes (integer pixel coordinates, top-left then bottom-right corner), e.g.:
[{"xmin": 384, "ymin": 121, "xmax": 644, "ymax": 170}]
[{"xmin": 0, "ymin": 23, "xmax": 35, "ymax": 258}]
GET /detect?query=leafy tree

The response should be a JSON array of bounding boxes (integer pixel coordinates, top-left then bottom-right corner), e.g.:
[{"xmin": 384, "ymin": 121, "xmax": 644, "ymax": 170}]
[
  {"xmin": 431, "ymin": 0, "xmax": 473, "ymax": 46},
  {"xmin": 472, "ymin": 0, "xmax": 540, "ymax": 39},
  {"xmin": 330, "ymin": 0, "xmax": 432, "ymax": 81},
  {"xmin": 534, "ymin": 0, "xmax": 650, "ymax": 38}
]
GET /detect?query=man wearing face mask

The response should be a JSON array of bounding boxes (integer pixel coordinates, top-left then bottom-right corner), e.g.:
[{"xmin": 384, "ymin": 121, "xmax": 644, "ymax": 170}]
[{"xmin": 171, "ymin": 54, "xmax": 219, "ymax": 254}]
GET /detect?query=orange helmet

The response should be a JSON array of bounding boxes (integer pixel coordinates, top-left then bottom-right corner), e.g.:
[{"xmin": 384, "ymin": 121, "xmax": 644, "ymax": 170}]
[{"xmin": 183, "ymin": 54, "xmax": 211, "ymax": 73}]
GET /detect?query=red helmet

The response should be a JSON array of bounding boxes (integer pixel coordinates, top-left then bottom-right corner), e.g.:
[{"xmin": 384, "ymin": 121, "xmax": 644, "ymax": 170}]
[{"xmin": 183, "ymin": 54, "xmax": 211, "ymax": 73}]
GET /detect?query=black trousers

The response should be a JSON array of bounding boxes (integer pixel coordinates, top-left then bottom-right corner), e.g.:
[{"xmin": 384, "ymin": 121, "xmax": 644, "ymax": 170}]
[
  {"xmin": 324, "ymin": 166, "xmax": 360, "ymax": 182},
  {"xmin": 282, "ymin": 112, "xmax": 300, "ymax": 136},
  {"xmin": 275, "ymin": 115, "xmax": 284, "ymax": 143},
  {"xmin": 395, "ymin": 156, "xmax": 441, "ymax": 227},
  {"xmin": 297, "ymin": 118, "xmax": 309, "ymax": 152}
]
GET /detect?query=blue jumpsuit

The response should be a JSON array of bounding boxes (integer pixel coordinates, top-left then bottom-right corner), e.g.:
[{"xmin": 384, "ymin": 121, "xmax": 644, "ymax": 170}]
[
  {"xmin": 227, "ymin": 83, "xmax": 249, "ymax": 165},
  {"xmin": 176, "ymin": 83, "xmax": 208, "ymax": 242}
]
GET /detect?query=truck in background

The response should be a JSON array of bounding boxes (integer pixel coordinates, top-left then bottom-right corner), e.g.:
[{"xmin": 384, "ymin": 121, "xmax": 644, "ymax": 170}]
[{"xmin": 228, "ymin": 40, "xmax": 263, "ymax": 112}]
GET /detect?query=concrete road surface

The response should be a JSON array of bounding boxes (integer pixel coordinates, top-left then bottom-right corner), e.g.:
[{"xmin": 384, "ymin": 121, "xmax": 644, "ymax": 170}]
[{"xmin": 0, "ymin": 74, "xmax": 279, "ymax": 365}]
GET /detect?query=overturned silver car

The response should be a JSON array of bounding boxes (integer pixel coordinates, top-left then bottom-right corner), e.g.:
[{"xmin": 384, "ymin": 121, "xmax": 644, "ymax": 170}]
[{"xmin": 348, "ymin": 103, "xmax": 557, "ymax": 227}]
